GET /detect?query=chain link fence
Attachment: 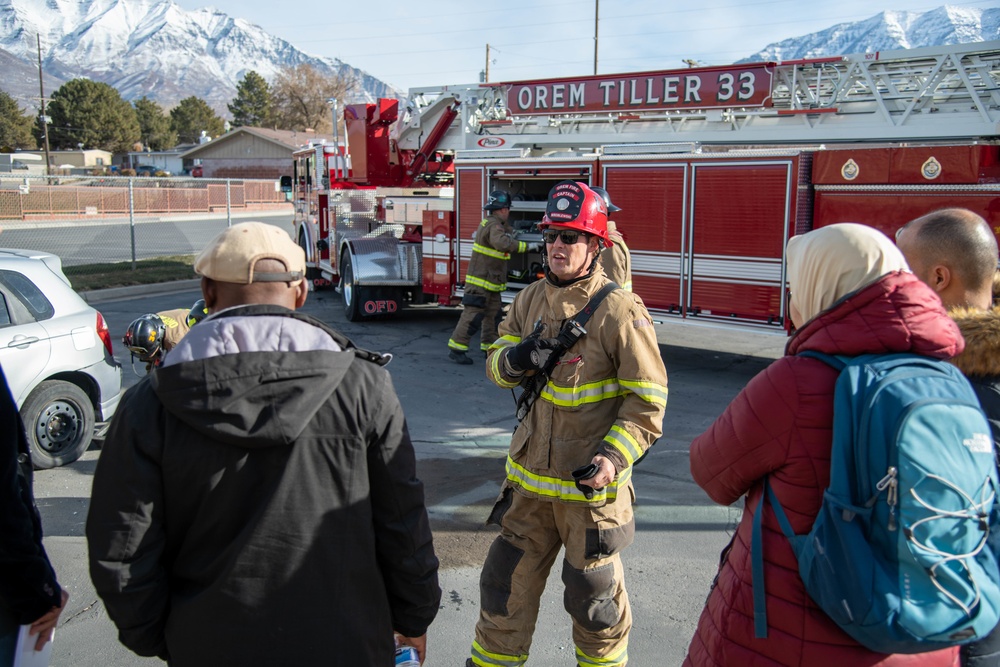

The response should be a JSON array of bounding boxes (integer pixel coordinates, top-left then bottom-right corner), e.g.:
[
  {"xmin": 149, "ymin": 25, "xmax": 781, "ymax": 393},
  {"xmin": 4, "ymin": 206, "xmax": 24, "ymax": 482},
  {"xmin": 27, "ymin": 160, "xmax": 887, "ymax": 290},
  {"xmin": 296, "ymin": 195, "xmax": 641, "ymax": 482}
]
[{"xmin": 0, "ymin": 175, "xmax": 293, "ymax": 270}]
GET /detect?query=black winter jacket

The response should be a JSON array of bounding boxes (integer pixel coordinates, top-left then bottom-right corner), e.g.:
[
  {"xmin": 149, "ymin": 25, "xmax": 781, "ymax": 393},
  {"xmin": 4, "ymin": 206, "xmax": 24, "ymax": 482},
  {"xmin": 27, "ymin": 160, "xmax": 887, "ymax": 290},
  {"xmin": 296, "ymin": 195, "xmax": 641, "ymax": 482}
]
[
  {"xmin": 0, "ymin": 366, "xmax": 61, "ymax": 630},
  {"xmin": 86, "ymin": 306, "xmax": 440, "ymax": 666}
]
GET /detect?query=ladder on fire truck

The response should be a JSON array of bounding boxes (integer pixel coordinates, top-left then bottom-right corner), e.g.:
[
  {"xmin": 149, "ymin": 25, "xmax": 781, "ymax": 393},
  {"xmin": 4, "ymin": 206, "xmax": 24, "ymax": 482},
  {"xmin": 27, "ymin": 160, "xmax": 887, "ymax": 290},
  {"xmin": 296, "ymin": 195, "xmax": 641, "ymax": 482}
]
[{"xmin": 403, "ymin": 41, "xmax": 1000, "ymax": 152}]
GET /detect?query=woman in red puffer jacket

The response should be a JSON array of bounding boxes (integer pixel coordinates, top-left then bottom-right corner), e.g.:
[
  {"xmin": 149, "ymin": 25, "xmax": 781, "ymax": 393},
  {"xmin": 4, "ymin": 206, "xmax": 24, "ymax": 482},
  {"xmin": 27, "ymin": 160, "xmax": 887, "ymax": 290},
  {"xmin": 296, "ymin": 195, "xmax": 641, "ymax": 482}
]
[{"xmin": 684, "ymin": 223, "xmax": 963, "ymax": 667}]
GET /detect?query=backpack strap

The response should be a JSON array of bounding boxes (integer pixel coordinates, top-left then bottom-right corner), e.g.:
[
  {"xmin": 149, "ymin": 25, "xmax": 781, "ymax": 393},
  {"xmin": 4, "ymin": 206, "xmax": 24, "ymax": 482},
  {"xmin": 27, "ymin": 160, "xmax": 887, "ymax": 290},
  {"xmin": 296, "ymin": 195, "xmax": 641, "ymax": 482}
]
[
  {"xmin": 797, "ymin": 349, "xmax": 847, "ymax": 371},
  {"xmin": 751, "ymin": 478, "xmax": 808, "ymax": 639}
]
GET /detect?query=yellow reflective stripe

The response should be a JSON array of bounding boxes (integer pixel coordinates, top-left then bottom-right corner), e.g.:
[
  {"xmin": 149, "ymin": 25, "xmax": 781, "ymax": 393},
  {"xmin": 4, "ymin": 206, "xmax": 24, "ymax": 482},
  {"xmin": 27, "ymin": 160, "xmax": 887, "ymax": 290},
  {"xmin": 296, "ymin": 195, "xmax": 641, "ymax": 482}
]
[
  {"xmin": 516, "ymin": 240, "xmax": 527, "ymax": 253},
  {"xmin": 540, "ymin": 378, "xmax": 624, "ymax": 408},
  {"xmin": 619, "ymin": 379, "xmax": 668, "ymax": 407},
  {"xmin": 490, "ymin": 334, "xmax": 521, "ymax": 350},
  {"xmin": 447, "ymin": 339, "xmax": 469, "ymax": 351},
  {"xmin": 488, "ymin": 347, "xmax": 520, "ymax": 388},
  {"xmin": 472, "ymin": 243, "xmax": 511, "ymax": 260},
  {"xmin": 505, "ymin": 455, "xmax": 630, "ymax": 503},
  {"xmin": 622, "ymin": 280, "xmax": 633, "ymax": 292},
  {"xmin": 576, "ymin": 643, "xmax": 628, "ymax": 667},
  {"xmin": 471, "ymin": 640, "xmax": 528, "ymax": 666},
  {"xmin": 603, "ymin": 425, "xmax": 644, "ymax": 467},
  {"xmin": 466, "ymin": 275, "xmax": 506, "ymax": 292}
]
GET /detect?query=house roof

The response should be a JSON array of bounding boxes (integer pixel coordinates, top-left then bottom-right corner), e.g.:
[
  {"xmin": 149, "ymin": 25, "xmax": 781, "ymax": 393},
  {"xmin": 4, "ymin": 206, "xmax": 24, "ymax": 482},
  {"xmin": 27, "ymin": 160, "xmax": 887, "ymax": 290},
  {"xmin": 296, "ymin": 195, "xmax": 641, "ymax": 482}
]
[{"xmin": 180, "ymin": 127, "xmax": 338, "ymax": 158}]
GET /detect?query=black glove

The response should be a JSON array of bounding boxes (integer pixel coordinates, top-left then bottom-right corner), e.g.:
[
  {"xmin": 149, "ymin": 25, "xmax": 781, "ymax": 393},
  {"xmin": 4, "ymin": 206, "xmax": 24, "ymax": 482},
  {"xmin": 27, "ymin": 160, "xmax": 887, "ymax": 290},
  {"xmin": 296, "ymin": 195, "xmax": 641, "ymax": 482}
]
[{"xmin": 506, "ymin": 336, "xmax": 561, "ymax": 373}]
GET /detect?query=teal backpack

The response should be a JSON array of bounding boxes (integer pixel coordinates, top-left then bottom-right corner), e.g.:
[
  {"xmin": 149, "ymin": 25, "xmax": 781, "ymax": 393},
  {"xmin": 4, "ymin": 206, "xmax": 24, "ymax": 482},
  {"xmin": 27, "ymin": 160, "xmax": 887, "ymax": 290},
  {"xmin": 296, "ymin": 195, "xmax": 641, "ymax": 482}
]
[{"xmin": 752, "ymin": 351, "xmax": 1000, "ymax": 653}]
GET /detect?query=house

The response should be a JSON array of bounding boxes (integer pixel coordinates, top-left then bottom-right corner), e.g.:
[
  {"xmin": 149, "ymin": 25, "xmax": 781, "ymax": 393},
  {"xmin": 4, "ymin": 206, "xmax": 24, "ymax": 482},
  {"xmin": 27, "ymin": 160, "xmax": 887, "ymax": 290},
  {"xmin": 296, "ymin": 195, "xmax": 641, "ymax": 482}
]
[
  {"xmin": 179, "ymin": 127, "xmax": 336, "ymax": 179},
  {"xmin": 126, "ymin": 144, "xmax": 196, "ymax": 175},
  {"xmin": 16, "ymin": 149, "xmax": 113, "ymax": 173}
]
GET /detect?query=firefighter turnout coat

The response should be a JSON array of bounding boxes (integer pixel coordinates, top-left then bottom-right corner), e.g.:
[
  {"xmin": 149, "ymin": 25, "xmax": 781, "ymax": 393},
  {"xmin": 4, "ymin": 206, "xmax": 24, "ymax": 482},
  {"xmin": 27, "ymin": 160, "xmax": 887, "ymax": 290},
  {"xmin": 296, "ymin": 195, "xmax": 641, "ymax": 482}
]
[
  {"xmin": 464, "ymin": 213, "xmax": 527, "ymax": 295},
  {"xmin": 487, "ymin": 265, "xmax": 667, "ymax": 506}
]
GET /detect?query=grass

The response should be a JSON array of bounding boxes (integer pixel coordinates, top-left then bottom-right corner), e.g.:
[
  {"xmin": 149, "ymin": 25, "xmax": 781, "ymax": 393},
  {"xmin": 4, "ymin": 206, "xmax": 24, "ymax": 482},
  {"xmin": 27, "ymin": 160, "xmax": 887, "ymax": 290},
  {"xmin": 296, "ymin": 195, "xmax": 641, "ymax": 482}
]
[{"xmin": 64, "ymin": 255, "xmax": 198, "ymax": 292}]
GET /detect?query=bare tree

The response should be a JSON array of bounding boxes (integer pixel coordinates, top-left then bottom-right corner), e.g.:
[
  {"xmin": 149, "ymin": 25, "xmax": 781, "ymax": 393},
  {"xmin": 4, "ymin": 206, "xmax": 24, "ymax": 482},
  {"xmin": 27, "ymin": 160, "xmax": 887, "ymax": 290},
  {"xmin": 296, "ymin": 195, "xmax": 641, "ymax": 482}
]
[{"xmin": 271, "ymin": 64, "xmax": 359, "ymax": 133}]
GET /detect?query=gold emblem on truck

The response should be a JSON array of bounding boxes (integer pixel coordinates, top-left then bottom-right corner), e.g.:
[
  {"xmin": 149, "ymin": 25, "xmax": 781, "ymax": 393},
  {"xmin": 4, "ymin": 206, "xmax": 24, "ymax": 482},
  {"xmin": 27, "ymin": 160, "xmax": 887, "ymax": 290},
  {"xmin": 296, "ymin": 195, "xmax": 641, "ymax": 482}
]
[{"xmin": 841, "ymin": 159, "xmax": 860, "ymax": 181}]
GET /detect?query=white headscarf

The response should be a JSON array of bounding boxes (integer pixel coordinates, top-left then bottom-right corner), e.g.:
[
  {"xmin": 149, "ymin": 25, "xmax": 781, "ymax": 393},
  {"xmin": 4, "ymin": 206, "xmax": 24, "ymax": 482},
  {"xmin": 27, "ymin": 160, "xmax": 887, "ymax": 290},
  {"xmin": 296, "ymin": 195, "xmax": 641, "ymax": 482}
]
[{"xmin": 786, "ymin": 223, "xmax": 910, "ymax": 324}]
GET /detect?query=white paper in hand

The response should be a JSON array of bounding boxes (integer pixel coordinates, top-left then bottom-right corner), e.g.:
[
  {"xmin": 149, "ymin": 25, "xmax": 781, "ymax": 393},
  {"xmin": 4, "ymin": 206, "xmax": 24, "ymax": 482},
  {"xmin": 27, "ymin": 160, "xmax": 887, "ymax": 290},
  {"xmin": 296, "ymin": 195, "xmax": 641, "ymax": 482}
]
[{"xmin": 13, "ymin": 625, "xmax": 53, "ymax": 667}]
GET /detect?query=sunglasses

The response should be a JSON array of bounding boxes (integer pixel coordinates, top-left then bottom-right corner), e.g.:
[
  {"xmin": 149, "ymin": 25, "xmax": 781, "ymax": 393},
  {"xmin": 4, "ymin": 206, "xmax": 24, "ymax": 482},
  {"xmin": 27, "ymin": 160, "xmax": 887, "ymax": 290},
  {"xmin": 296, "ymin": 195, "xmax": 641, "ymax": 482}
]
[{"xmin": 542, "ymin": 229, "xmax": 590, "ymax": 245}]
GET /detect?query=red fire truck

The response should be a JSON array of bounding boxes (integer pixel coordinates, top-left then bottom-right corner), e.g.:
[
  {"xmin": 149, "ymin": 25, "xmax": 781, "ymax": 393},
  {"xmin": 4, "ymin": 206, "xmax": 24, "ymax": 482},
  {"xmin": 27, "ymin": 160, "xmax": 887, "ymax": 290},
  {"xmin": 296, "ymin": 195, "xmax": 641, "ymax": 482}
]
[{"xmin": 288, "ymin": 40, "xmax": 1000, "ymax": 330}]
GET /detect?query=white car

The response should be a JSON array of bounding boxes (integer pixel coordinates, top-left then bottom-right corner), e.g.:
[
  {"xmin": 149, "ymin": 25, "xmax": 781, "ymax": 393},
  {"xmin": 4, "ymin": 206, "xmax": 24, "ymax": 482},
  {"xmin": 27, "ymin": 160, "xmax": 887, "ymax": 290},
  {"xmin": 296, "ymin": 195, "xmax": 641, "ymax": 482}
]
[{"xmin": 0, "ymin": 249, "xmax": 122, "ymax": 468}]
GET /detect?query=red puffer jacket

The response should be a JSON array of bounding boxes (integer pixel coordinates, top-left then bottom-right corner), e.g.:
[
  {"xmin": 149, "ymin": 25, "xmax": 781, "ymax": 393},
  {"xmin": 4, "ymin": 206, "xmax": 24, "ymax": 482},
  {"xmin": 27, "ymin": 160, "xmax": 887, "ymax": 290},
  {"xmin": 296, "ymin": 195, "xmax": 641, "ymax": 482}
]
[{"xmin": 684, "ymin": 271, "xmax": 964, "ymax": 667}]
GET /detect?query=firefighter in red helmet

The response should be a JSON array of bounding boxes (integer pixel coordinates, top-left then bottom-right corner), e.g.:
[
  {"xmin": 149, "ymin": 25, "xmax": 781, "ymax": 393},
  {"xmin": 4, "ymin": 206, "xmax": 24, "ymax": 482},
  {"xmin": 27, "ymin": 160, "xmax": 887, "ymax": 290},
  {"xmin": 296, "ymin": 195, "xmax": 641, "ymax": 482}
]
[
  {"xmin": 467, "ymin": 181, "xmax": 667, "ymax": 667},
  {"xmin": 447, "ymin": 190, "xmax": 536, "ymax": 364}
]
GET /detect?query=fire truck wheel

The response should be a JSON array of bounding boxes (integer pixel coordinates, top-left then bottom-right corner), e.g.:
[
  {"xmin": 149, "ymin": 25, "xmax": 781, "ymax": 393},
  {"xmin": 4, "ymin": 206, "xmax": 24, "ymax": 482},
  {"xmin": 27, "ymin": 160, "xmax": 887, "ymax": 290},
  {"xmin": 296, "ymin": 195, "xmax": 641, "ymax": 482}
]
[
  {"xmin": 298, "ymin": 229, "xmax": 321, "ymax": 281},
  {"xmin": 340, "ymin": 250, "xmax": 366, "ymax": 322}
]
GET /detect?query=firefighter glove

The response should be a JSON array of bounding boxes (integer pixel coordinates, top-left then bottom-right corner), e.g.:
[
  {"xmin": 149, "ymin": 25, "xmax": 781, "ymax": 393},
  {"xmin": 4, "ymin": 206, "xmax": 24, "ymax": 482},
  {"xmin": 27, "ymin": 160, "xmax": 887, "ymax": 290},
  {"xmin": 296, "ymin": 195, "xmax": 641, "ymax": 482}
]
[
  {"xmin": 526, "ymin": 242, "xmax": 542, "ymax": 252},
  {"xmin": 506, "ymin": 336, "xmax": 561, "ymax": 373}
]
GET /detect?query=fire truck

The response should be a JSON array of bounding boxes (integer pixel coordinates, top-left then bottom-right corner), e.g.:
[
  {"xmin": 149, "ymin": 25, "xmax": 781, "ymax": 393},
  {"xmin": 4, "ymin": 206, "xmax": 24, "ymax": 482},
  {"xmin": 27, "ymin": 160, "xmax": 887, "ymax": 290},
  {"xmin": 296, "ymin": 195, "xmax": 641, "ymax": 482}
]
[{"xmin": 288, "ymin": 40, "xmax": 1000, "ymax": 330}]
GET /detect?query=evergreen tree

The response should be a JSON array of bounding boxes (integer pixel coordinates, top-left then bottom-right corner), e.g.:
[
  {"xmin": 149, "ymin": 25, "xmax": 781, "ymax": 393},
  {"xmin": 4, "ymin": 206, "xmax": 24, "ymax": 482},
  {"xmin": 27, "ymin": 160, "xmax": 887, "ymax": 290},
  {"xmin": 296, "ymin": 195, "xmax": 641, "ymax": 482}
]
[
  {"xmin": 134, "ymin": 97, "xmax": 177, "ymax": 150},
  {"xmin": 170, "ymin": 96, "xmax": 225, "ymax": 144},
  {"xmin": 228, "ymin": 71, "xmax": 272, "ymax": 127},
  {"xmin": 271, "ymin": 64, "xmax": 357, "ymax": 133},
  {"xmin": 0, "ymin": 92, "xmax": 36, "ymax": 150},
  {"xmin": 38, "ymin": 79, "xmax": 140, "ymax": 153}
]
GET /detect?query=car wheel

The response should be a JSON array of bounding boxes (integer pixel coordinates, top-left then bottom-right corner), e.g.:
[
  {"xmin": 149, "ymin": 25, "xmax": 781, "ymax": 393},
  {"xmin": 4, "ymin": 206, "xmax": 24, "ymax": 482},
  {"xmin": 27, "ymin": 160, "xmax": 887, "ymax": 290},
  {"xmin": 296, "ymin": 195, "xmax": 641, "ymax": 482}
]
[
  {"xmin": 340, "ymin": 249, "xmax": 366, "ymax": 322},
  {"xmin": 20, "ymin": 381, "xmax": 94, "ymax": 469}
]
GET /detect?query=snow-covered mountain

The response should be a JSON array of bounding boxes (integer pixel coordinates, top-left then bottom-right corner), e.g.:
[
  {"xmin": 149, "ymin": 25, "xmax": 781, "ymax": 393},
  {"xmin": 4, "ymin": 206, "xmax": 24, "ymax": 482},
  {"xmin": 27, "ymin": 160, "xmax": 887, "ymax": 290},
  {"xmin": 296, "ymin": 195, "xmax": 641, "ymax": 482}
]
[
  {"xmin": 0, "ymin": 0, "xmax": 398, "ymax": 116},
  {"xmin": 739, "ymin": 5, "xmax": 999, "ymax": 63},
  {"xmin": 1, "ymin": 1, "xmax": 997, "ymax": 118}
]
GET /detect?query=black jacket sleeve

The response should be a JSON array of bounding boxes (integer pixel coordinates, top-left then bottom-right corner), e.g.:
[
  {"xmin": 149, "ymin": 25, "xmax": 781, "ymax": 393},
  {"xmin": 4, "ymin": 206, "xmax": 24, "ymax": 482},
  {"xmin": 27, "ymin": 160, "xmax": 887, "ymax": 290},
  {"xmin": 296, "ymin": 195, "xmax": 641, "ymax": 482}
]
[
  {"xmin": 0, "ymin": 367, "xmax": 61, "ymax": 624},
  {"xmin": 85, "ymin": 380, "xmax": 171, "ymax": 660},
  {"xmin": 366, "ymin": 369, "xmax": 441, "ymax": 638}
]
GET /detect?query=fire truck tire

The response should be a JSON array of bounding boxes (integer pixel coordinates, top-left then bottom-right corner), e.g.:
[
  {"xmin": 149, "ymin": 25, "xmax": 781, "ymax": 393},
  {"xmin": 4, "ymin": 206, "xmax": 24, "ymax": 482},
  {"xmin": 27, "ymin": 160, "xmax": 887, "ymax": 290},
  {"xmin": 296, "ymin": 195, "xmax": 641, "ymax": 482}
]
[
  {"xmin": 298, "ymin": 229, "xmax": 321, "ymax": 281},
  {"xmin": 340, "ymin": 250, "xmax": 366, "ymax": 322}
]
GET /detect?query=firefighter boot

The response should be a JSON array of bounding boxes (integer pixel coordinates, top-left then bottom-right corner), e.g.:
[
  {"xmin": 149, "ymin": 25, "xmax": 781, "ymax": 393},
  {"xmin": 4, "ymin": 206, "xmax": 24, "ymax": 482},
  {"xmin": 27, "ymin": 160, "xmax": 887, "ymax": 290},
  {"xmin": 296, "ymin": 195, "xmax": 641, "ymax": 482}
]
[{"xmin": 449, "ymin": 349, "xmax": 474, "ymax": 365}]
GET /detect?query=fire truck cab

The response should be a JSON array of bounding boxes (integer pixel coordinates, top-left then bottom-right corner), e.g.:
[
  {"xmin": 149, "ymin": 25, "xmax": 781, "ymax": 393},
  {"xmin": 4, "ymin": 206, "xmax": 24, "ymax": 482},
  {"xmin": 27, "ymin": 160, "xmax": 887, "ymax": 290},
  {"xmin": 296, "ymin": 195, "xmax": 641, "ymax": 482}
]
[{"xmin": 291, "ymin": 40, "xmax": 1000, "ymax": 330}]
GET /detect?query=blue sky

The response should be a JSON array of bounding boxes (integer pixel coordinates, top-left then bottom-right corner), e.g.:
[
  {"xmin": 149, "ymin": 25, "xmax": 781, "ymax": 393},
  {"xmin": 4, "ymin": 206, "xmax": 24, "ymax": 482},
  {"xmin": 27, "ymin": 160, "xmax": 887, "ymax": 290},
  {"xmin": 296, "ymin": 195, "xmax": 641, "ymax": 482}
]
[{"xmin": 176, "ymin": 0, "xmax": 995, "ymax": 91}]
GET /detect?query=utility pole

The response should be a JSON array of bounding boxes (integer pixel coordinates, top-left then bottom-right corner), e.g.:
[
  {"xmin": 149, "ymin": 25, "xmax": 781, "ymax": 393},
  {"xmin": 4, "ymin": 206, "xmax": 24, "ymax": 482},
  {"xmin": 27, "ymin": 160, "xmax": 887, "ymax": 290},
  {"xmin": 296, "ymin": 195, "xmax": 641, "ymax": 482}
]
[
  {"xmin": 37, "ymin": 34, "xmax": 51, "ymax": 176},
  {"xmin": 485, "ymin": 44, "xmax": 491, "ymax": 83},
  {"xmin": 593, "ymin": 0, "xmax": 599, "ymax": 75}
]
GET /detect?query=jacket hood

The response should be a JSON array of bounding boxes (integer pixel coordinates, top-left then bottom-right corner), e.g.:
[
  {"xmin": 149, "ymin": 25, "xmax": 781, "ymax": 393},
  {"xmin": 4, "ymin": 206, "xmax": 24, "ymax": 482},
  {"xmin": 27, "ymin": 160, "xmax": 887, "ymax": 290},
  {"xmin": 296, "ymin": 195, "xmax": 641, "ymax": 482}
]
[
  {"xmin": 950, "ymin": 306, "xmax": 1000, "ymax": 378},
  {"xmin": 151, "ymin": 308, "xmax": 355, "ymax": 449},
  {"xmin": 787, "ymin": 270, "xmax": 964, "ymax": 360}
]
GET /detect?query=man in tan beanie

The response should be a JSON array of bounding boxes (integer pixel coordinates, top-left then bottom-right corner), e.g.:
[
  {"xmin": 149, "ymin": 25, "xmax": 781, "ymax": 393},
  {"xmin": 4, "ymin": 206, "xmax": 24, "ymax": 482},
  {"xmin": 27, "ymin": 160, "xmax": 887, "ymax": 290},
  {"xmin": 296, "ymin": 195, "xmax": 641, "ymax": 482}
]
[{"xmin": 87, "ymin": 222, "xmax": 440, "ymax": 666}]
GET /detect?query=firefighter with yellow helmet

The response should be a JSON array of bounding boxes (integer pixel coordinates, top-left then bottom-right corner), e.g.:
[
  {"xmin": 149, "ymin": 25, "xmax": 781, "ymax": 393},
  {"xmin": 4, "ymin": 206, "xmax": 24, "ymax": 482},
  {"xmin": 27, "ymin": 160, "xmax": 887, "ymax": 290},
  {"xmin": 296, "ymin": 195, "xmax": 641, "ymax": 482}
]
[{"xmin": 467, "ymin": 181, "xmax": 667, "ymax": 667}]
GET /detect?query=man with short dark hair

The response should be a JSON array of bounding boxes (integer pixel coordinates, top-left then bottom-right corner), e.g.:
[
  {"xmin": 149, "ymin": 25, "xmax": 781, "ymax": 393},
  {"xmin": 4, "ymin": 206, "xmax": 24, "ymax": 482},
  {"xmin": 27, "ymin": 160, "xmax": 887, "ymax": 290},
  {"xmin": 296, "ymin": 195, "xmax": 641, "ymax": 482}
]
[
  {"xmin": 895, "ymin": 208, "xmax": 997, "ymax": 311},
  {"xmin": 87, "ymin": 222, "xmax": 440, "ymax": 666},
  {"xmin": 898, "ymin": 208, "xmax": 1000, "ymax": 666}
]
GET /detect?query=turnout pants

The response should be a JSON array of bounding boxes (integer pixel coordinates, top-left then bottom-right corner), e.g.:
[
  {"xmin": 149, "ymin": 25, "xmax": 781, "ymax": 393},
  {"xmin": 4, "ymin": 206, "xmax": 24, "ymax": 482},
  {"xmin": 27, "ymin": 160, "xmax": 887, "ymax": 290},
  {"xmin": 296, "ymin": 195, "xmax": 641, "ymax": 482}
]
[
  {"xmin": 449, "ymin": 290, "xmax": 503, "ymax": 352},
  {"xmin": 470, "ymin": 487, "xmax": 634, "ymax": 667}
]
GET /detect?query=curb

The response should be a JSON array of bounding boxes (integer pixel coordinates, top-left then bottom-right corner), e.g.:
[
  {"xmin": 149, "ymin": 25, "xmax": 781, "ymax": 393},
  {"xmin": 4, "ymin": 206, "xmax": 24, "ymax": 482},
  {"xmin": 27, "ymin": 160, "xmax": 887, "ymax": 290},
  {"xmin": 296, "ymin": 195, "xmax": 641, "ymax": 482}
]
[{"xmin": 80, "ymin": 279, "xmax": 202, "ymax": 304}]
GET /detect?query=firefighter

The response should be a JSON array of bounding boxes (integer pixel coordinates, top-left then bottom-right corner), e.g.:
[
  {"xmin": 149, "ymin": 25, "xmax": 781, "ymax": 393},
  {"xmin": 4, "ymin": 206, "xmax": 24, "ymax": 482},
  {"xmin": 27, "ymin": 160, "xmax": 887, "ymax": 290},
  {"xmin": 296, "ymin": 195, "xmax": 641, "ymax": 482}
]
[
  {"xmin": 468, "ymin": 181, "xmax": 667, "ymax": 667},
  {"xmin": 122, "ymin": 300, "xmax": 204, "ymax": 371},
  {"xmin": 592, "ymin": 186, "xmax": 633, "ymax": 292},
  {"xmin": 447, "ymin": 190, "xmax": 536, "ymax": 364}
]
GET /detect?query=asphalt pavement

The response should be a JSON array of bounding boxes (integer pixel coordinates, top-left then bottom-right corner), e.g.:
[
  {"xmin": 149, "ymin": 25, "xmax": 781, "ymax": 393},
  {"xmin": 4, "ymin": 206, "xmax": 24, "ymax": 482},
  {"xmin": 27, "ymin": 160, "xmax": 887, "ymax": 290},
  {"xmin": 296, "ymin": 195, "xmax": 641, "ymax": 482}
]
[{"xmin": 33, "ymin": 280, "xmax": 789, "ymax": 666}]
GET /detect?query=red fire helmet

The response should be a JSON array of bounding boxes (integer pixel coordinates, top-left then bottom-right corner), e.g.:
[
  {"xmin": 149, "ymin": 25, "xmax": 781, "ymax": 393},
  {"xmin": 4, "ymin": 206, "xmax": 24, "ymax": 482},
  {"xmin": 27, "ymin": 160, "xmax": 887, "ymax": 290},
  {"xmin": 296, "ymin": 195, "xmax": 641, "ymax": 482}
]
[{"xmin": 539, "ymin": 180, "xmax": 611, "ymax": 244}]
